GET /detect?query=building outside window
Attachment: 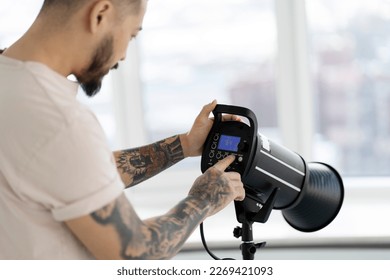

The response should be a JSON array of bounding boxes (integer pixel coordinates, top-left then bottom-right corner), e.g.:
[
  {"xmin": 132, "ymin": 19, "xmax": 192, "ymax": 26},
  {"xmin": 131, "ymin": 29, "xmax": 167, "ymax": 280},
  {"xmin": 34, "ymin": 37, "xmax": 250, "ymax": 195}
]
[{"xmin": 307, "ymin": 0, "xmax": 390, "ymax": 176}]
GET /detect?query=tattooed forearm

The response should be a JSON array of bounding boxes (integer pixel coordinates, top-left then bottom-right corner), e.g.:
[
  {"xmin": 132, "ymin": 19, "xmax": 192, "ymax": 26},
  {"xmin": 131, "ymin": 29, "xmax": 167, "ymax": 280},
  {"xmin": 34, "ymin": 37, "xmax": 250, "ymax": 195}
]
[
  {"xmin": 91, "ymin": 194, "xmax": 209, "ymax": 260},
  {"xmin": 114, "ymin": 135, "xmax": 184, "ymax": 188}
]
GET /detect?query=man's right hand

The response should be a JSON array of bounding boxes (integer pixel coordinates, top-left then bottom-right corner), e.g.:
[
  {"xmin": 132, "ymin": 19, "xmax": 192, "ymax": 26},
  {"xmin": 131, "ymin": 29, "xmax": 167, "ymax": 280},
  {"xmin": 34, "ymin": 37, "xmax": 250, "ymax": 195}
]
[
  {"xmin": 65, "ymin": 155, "xmax": 244, "ymax": 260},
  {"xmin": 189, "ymin": 155, "xmax": 245, "ymax": 217}
]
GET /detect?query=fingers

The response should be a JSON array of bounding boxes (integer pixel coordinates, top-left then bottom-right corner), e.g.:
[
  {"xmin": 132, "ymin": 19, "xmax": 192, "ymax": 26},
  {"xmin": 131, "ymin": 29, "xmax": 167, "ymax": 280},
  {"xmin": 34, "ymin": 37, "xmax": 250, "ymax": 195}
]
[
  {"xmin": 212, "ymin": 155, "xmax": 236, "ymax": 172},
  {"xmin": 235, "ymin": 184, "xmax": 246, "ymax": 201},
  {"xmin": 221, "ymin": 114, "xmax": 242, "ymax": 122},
  {"xmin": 224, "ymin": 171, "xmax": 245, "ymax": 201},
  {"xmin": 200, "ymin": 100, "xmax": 241, "ymax": 122},
  {"xmin": 199, "ymin": 100, "xmax": 217, "ymax": 119},
  {"xmin": 212, "ymin": 156, "xmax": 245, "ymax": 201}
]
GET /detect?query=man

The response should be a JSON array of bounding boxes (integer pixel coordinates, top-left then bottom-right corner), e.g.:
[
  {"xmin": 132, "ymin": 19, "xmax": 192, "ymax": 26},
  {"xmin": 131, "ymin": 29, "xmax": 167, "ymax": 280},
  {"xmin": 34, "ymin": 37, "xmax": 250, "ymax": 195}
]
[{"xmin": 0, "ymin": 0, "xmax": 245, "ymax": 259}]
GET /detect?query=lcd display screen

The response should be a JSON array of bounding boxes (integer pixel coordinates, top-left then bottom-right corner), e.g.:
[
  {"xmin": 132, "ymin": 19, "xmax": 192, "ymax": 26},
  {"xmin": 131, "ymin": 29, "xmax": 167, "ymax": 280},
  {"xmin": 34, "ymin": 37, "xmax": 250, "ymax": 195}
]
[{"xmin": 217, "ymin": 135, "xmax": 241, "ymax": 152}]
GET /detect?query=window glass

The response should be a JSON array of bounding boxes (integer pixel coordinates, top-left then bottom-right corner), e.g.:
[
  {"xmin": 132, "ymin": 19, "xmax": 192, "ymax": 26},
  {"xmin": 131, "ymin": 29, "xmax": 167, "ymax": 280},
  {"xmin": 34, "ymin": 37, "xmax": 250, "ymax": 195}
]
[
  {"xmin": 139, "ymin": 0, "xmax": 279, "ymax": 143},
  {"xmin": 307, "ymin": 0, "xmax": 390, "ymax": 176},
  {"xmin": 0, "ymin": 2, "xmax": 41, "ymax": 45},
  {"xmin": 134, "ymin": 0, "xmax": 281, "ymax": 242},
  {"xmin": 6, "ymin": 0, "xmax": 382, "ymax": 246}
]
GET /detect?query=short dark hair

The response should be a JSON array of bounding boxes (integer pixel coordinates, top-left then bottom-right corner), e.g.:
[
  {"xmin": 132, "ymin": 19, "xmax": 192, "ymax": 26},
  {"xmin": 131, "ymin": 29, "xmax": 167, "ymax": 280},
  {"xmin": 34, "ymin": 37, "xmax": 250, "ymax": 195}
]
[{"xmin": 40, "ymin": 0, "xmax": 142, "ymax": 19}]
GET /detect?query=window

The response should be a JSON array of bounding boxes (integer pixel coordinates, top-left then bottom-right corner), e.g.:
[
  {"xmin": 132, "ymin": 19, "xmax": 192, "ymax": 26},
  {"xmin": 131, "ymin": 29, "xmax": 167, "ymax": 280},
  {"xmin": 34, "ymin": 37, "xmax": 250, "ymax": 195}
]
[
  {"xmin": 307, "ymin": 0, "xmax": 390, "ymax": 176},
  {"xmin": 0, "ymin": 2, "xmax": 41, "ymax": 46},
  {"xmin": 136, "ymin": 0, "xmax": 390, "ymax": 246},
  {"xmin": 140, "ymin": 0, "xmax": 279, "ymax": 143},
  {"xmin": 2, "ymin": 0, "xmax": 390, "ymax": 254}
]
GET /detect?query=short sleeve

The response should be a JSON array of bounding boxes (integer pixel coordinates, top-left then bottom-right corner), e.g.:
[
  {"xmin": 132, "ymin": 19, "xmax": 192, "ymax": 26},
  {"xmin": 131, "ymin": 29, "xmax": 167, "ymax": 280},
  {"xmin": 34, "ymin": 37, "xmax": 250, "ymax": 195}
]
[{"xmin": 18, "ymin": 111, "xmax": 125, "ymax": 221}]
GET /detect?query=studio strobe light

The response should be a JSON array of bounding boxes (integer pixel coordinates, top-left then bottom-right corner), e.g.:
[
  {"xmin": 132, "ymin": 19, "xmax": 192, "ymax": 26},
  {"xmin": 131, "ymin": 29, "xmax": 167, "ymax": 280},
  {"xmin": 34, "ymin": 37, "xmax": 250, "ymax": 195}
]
[{"xmin": 201, "ymin": 104, "xmax": 344, "ymax": 259}]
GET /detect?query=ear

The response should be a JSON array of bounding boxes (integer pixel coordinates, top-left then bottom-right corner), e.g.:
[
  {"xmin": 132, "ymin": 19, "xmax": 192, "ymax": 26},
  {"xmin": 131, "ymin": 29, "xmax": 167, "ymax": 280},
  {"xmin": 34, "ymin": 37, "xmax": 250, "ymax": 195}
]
[{"xmin": 89, "ymin": 0, "xmax": 114, "ymax": 34}]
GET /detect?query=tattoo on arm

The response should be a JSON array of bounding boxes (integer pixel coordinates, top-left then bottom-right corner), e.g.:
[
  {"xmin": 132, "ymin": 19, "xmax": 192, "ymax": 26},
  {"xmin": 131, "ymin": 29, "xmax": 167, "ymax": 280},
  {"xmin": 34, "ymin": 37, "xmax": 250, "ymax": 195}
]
[
  {"xmin": 91, "ymin": 195, "xmax": 208, "ymax": 259},
  {"xmin": 114, "ymin": 135, "xmax": 184, "ymax": 188}
]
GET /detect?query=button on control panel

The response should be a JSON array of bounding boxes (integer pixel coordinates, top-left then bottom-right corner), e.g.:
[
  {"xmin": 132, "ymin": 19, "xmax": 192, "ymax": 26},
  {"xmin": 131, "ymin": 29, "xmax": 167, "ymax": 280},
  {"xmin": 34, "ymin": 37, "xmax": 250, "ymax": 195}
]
[{"xmin": 204, "ymin": 132, "xmax": 247, "ymax": 173}]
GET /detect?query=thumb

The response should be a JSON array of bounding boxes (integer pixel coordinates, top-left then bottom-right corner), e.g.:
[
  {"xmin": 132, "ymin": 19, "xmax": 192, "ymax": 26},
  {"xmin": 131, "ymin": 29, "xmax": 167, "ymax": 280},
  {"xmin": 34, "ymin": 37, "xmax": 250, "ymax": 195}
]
[{"xmin": 198, "ymin": 100, "xmax": 217, "ymax": 119}]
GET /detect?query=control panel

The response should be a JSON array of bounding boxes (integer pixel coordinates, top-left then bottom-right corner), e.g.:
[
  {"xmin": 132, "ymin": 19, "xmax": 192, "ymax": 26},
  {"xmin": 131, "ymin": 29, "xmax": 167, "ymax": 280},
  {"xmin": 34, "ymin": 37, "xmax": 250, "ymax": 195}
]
[{"xmin": 201, "ymin": 120, "xmax": 254, "ymax": 175}]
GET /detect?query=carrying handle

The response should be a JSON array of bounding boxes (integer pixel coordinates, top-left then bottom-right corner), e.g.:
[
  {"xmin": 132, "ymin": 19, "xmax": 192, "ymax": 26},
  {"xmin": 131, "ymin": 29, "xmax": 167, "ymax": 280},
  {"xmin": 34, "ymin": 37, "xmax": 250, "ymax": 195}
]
[{"xmin": 212, "ymin": 104, "xmax": 258, "ymax": 144}]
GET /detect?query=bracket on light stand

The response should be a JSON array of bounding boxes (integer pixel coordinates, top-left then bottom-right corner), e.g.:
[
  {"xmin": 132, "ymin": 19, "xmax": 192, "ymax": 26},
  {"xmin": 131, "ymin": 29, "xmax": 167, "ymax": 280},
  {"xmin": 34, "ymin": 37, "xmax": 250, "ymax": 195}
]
[{"xmin": 233, "ymin": 187, "xmax": 279, "ymax": 260}]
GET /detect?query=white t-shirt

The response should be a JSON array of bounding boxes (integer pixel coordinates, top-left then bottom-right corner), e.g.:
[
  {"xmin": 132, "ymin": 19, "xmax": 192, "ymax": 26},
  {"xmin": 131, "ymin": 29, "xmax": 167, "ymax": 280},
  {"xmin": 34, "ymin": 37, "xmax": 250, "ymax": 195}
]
[{"xmin": 0, "ymin": 55, "xmax": 125, "ymax": 259}]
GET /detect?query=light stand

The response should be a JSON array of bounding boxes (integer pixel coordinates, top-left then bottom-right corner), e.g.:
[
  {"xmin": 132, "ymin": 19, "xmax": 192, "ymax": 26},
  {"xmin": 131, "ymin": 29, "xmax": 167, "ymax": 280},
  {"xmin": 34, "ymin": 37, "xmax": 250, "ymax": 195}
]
[{"xmin": 233, "ymin": 187, "xmax": 279, "ymax": 260}]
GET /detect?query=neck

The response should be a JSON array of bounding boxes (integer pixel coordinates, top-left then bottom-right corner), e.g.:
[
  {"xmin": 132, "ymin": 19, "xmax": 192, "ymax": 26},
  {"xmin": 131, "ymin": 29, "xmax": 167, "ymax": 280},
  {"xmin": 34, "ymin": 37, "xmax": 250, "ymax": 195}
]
[{"xmin": 3, "ymin": 17, "xmax": 89, "ymax": 78}]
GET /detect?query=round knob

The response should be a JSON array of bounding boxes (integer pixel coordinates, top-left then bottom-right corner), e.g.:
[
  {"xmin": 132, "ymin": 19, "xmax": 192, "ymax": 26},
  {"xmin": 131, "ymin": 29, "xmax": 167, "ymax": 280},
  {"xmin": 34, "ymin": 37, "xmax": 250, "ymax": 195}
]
[{"xmin": 233, "ymin": 226, "xmax": 242, "ymax": 238}]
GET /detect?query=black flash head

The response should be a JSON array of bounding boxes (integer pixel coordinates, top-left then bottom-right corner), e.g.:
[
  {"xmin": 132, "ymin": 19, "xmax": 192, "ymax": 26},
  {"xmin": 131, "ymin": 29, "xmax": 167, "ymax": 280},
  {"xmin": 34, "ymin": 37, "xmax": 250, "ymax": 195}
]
[{"xmin": 201, "ymin": 104, "xmax": 344, "ymax": 232}]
